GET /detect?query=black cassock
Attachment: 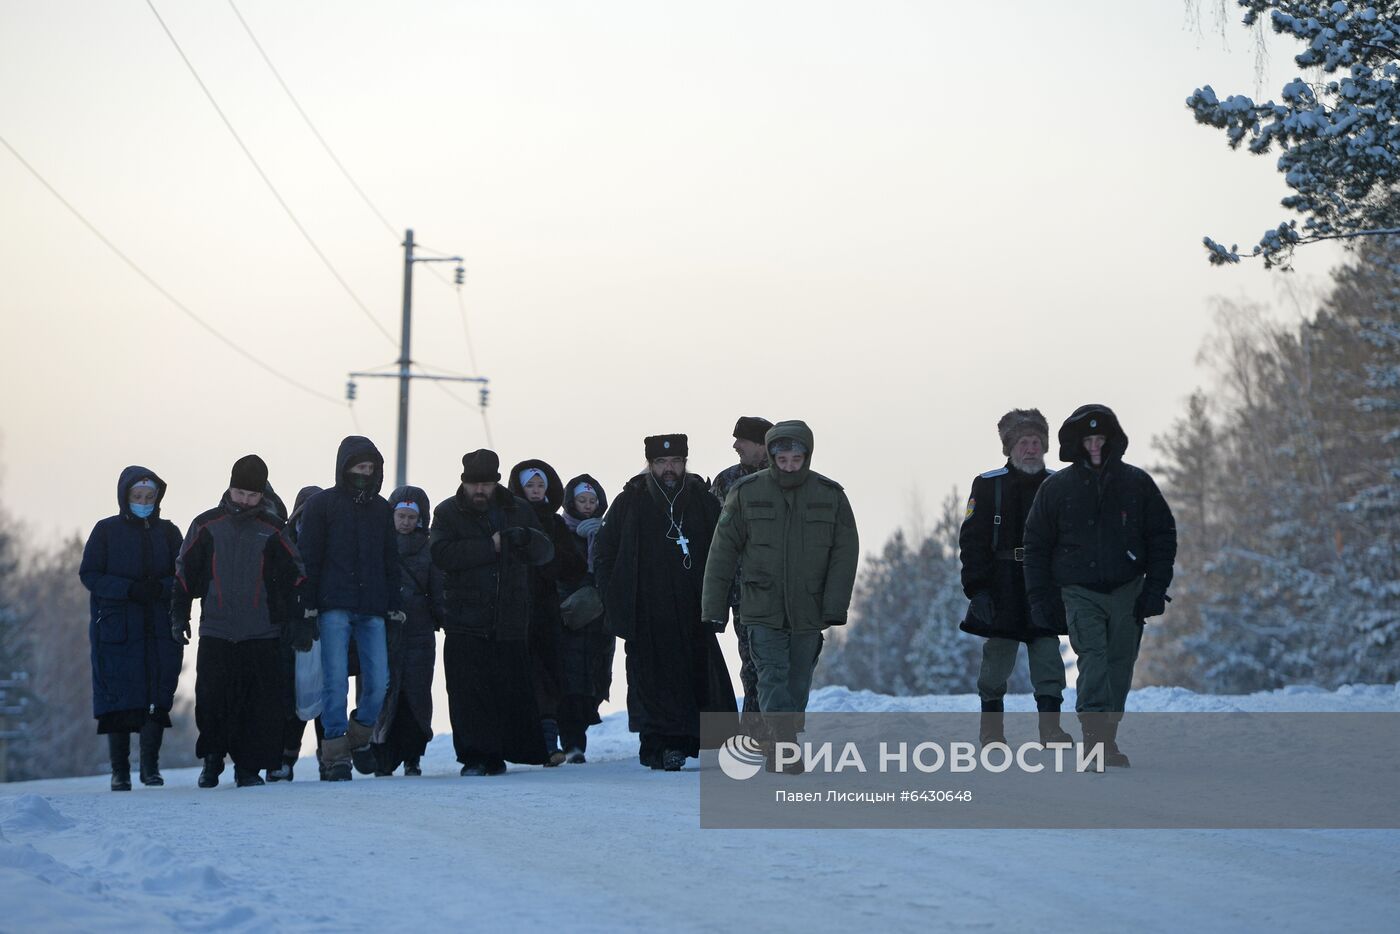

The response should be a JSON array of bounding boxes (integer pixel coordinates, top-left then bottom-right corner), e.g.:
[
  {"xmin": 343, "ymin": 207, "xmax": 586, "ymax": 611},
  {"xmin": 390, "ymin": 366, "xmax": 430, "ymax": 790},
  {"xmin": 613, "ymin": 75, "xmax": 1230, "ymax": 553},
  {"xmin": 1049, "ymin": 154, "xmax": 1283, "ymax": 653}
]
[{"xmin": 595, "ymin": 473, "xmax": 737, "ymax": 760}]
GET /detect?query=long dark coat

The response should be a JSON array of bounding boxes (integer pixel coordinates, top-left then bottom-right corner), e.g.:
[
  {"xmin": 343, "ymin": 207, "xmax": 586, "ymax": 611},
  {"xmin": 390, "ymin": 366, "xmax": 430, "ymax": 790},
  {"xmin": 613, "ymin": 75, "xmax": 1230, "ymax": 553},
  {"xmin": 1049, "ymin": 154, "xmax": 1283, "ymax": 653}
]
[
  {"xmin": 509, "ymin": 460, "xmax": 586, "ymax": 721},
  {"xmin": 557, "ymin": 474, "xmax": 615, "ymax": 721},
  {"xmin": 373, "ymin": 486, "xmax": 442, "ymax": 753},
  {"xmin": 958, "ymin": 461, "xmax": 1063, "ymax": 640},
  {"xmin": 79, "ymin": 466, "xmax": 185, "ymax": 728},
  {"xmin": 430, "ymin": 483, "xmax": 554, "ymax": 765},
  {"xmin": 594, "ymin": 472, "xmax": 736, "ymax": 750}
]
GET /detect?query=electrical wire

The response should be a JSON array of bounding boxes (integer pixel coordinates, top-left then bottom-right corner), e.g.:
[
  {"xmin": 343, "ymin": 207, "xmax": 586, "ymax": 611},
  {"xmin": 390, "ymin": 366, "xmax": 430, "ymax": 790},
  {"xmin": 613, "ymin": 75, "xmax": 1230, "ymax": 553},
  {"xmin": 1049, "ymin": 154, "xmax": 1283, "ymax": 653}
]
[
  {"xmin": 225, "ymin": 0, "xmax": 400, "ymax": 241},
  {"xmin": 0, "ymin": 132, "xmax": 346, "ymax": 410},
  {"xmin": 145, "ymin": 0, "xmax": 397, "ymax": 348}
]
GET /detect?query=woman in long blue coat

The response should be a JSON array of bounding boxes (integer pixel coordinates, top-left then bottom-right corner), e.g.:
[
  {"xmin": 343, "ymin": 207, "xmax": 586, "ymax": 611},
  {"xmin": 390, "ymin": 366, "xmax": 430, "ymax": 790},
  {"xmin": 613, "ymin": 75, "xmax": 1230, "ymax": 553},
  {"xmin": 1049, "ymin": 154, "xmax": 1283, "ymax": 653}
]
[{"xmin": 79, "ymin": 466, "xmax": 185, "ymax": 790}]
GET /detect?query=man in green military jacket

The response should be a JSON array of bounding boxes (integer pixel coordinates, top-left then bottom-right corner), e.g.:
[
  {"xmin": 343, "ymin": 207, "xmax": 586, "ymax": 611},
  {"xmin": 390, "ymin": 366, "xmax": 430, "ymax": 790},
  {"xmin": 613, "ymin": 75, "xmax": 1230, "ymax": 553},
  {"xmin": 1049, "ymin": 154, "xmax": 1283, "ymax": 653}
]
[{"xmin": 701, "ymin": 420, "xmax": 859, "ymax": 750}]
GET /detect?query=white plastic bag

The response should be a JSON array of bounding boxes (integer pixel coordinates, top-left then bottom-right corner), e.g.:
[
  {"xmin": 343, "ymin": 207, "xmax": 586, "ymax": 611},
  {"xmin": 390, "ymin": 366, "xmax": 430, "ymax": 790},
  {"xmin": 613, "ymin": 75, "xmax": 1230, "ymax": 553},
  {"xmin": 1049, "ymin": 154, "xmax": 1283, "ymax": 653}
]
[{"xmin": 295, "ymin": 642, "xmax": 324, "ymax": 720}]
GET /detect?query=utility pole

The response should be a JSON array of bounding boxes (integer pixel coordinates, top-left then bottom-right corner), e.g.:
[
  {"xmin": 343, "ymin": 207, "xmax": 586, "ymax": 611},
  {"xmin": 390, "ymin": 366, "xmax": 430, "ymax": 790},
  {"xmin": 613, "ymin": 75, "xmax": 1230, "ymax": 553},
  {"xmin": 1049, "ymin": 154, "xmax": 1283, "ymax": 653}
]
[
  {"xmin": 397, "ymin": 229, "xmax": 416, "ymax": 491},
  {"xmin": 349, "ymin": 229, "xmax": 490, "ymax": 489}
]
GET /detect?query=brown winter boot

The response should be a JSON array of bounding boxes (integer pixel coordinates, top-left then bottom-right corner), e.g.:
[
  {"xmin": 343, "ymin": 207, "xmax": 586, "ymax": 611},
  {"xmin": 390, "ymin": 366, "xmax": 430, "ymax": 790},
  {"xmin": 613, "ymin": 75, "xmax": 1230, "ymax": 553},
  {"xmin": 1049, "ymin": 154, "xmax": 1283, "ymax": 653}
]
[{"xmin": 322, "ymin": 735, "xmax": 353, "ymax": 782}]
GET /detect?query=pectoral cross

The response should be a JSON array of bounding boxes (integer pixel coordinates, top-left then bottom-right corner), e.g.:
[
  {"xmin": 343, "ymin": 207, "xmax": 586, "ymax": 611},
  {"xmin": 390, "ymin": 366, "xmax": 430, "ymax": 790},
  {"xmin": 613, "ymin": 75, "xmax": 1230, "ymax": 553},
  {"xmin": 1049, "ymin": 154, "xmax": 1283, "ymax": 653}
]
[{"xmin": 676, "ymin": 532, "xmax": 690, "ymax": 558}]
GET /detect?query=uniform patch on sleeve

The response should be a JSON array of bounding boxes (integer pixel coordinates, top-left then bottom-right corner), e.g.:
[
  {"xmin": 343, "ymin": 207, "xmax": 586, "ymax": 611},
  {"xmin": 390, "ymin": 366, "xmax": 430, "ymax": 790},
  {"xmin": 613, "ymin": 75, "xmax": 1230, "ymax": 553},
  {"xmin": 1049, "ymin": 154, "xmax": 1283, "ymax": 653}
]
[{"xmin": 965, "ymin": 496, "xmax": 976, "ymax": 519}]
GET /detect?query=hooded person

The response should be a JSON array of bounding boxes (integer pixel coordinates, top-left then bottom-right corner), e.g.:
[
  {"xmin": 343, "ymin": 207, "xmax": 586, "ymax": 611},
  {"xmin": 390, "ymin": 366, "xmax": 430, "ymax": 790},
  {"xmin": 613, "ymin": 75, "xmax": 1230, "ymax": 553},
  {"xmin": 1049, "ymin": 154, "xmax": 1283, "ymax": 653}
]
[
  {"xmin": 1023, "ymin": 404, "xmax": 1178, "ymax": 768},
  {"xmin": 370, "ymin": 485, "xmax": 444, "ymax": 776},
  {"xmin": 295, "ymin": 437, "xmax": 402, "ymax": 781},
  {"xmin": 171, "ymin": 455, "xmax": 308, "ymax": 788},
  {"xmin": 430, "ymin": 449, "xmax": 556, "ymax": 775},
  {"xmin": 709, "ymin": 416, "xmax": 774, "ymax": 733},
  {"xmin": 266, "ymin": 484, "xmax": 323, "ymax": 783},
  {"xmin": 701, "ymin": 421, "xmax": 859, "ymax": 770},
  {"xmin": 509, "ymin": 459, "xmax": 586, "ymax": 767},
  {"xmin": 957, "ymin": 408, "xmax": 1071, "ymax": 749},
  {"xmin": 555, "ymin": 474, "xmax": 615, "ymax": 762},
  {"xmin": 80, "ymin": 467, "xmax": 186, "ymax": 791},
  {"xmin": 593, "ymin": 434, "xmax": 738, "ymax": 771}
]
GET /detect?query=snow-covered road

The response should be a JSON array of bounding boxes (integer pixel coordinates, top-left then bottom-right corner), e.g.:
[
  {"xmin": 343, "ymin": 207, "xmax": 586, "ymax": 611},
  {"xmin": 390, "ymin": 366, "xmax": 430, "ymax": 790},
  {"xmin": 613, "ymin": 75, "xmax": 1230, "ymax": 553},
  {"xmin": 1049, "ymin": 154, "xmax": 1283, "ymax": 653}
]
[{"xmin": 3, "ymin": 684, "xmax": 1398, "ymax": 933}]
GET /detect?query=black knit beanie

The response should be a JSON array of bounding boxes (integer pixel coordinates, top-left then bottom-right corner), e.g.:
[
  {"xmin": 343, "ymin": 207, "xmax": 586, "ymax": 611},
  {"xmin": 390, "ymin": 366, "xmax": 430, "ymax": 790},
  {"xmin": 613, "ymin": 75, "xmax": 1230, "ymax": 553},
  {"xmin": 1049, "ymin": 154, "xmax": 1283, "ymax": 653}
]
[{"xmin": 230, "ymin": 454, "xmax": 268, "ymax": 493}]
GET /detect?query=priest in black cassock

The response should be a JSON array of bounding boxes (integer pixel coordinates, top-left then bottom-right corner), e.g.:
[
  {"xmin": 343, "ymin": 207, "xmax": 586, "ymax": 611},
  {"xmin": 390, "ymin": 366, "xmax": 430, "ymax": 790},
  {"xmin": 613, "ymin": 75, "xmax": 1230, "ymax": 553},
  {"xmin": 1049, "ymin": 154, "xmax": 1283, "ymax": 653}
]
[{"xmin": 594, "ymin": 434, "xmax": 738, "ymax": 771}]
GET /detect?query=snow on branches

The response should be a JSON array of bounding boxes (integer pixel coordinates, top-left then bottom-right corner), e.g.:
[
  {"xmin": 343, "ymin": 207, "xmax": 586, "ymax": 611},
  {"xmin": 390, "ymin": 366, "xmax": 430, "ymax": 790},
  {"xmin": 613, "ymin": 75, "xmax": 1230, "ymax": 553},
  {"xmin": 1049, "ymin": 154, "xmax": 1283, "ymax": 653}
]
[{"xmin": 1188, "ymin": 1, "xmax": 1400, "ymax": 267}]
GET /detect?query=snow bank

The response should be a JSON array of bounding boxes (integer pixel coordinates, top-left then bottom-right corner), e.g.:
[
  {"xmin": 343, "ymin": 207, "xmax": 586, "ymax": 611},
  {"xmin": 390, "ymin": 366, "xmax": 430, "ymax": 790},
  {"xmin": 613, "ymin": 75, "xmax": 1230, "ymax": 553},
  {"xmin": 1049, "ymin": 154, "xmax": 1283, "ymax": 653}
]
[{"xmin": 1, "ymin": 683, "xmax": 1397, "ymax": 932}]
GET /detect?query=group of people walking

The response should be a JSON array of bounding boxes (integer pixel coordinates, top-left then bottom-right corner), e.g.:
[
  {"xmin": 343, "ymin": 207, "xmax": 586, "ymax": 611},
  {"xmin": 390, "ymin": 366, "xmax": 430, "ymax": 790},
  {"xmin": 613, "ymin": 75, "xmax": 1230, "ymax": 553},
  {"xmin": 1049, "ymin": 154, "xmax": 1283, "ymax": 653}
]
[
  {"xmin": 80, "ymin": 403, "xmax": 1176, "ymax": 790},
  {"xmin": 80, "ymin": 416, "xmax": 864, "ymax": 787}
]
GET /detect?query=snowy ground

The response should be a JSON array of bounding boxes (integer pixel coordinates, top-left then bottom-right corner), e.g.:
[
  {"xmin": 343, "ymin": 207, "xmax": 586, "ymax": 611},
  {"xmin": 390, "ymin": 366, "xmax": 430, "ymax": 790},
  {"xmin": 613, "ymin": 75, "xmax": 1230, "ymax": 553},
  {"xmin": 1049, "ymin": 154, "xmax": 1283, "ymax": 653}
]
[{"xmin": 3, "ymin": 683, "xmax": 1398, "ymax": 933}]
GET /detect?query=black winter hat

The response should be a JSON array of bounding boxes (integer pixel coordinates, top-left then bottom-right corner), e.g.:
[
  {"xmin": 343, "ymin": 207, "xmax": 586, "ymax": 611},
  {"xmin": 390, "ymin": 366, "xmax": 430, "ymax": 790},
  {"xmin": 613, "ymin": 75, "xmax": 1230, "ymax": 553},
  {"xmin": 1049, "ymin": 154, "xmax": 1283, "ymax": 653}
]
[
  {"xmin": 732, "ymin": 416, "xmax": 774, "ymax": 446},
  {"xmin": 229, "ymin": 454, "xmax": 268, "ymax": 493},
  {"xmin": 997, "ymin": 409, "xmax": 1050, "ymax": 456},
  {"xmin": 461, "ymin": 449, "xmax": 501, "ymax": 483},
  {"xmin": 645, "ymin": 434, "xmax": 688, "ymax": 461}
]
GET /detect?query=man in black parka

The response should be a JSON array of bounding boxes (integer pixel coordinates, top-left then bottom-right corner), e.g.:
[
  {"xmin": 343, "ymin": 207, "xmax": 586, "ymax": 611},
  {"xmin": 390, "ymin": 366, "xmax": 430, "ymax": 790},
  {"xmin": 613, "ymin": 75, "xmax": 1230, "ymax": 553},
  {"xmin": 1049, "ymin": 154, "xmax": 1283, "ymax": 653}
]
[
  {"xmin": 594, "ymin": 434, "xmax": 737, "ymax": 771},
  {"xmin": 431, "ymin": 449, "xmax": 555, "ymax": 775},
  {"xmin": 1023, "ymin": 404, "xmax": 1177, "ymax": 767},
  {"xmin": 959, "ymin": 409, "xmax": 1071, "ymax": 748}
]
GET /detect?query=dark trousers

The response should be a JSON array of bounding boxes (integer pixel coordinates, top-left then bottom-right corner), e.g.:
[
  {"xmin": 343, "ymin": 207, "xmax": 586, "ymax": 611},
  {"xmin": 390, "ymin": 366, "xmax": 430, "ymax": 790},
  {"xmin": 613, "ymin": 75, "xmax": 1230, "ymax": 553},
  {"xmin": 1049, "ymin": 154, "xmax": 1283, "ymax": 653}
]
[
  {"xmin": 734, "ymin": 613, "xmax": 760, "ymax": 716},
  {"xmin": 194, "ymin": 636, "xmax": 283, "ymax": 771}
]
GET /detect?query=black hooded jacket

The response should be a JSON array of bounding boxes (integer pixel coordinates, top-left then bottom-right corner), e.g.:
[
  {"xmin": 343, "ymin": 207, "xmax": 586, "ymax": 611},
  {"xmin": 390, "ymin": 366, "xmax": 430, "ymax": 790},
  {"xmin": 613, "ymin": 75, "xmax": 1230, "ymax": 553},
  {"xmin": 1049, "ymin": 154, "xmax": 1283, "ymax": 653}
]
[
  {"xmin": 297, "ymin": 436, "xmax": 401, "ymax": 616},
  {"xmin": 1023, "ymin": 405, "xmax": 1178, "ymax": 605}
]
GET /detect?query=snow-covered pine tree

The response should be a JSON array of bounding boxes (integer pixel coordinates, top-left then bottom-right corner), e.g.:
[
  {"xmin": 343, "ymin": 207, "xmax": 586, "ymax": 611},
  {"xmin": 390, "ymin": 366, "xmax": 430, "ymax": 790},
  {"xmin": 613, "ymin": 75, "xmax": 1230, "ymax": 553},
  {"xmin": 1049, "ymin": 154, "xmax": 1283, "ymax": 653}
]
[{"xmin": 1187, "ymin": 1, "xmax": 1400, "ymax": 267}]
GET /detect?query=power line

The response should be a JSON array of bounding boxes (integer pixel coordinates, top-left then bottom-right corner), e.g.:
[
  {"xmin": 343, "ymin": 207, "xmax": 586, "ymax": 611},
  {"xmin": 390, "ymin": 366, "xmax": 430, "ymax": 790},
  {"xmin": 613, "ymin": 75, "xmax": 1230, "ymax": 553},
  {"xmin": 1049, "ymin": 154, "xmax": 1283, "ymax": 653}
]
[
  {"xmin": 0, "ymin": 132, "xmax": 347, "ymax": 409},
  {"xmin": 225, "ymin": 0, "xmax": 400, "ymax": 240},
  {"xmin": 216, "ymin": 1, "xmax": 494, "ymax": 447},
  {"xmin": 145, "ymin": 0, "xmax": 397, "ymax": 348}
]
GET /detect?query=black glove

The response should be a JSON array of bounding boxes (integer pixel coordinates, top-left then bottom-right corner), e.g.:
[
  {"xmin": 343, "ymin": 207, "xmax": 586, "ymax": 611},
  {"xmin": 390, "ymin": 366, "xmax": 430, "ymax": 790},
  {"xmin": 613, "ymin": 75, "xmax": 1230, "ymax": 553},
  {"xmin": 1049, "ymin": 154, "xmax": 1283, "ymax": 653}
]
[
  {"xmin": 172, "ymin": 617, "xmax": 191, "ymax": 645},
  {"xmin": 502, "ymin": 527, "xmax": 532, "ymax": 549},
  {"xmin": 968, "ymin": 592, "xmax": 995, "ymax": 627},
  {"xmin": 1029, "ymin": 601, "xmax": 1056, "ymax": 634},
  {"xmin": 1134, "ymin": 590, "xmax": 1168, "ymax": 621},
  {"xmin": 291, "ymin": 612, "xmax": 319, "ymax": 652},
  {"xmin": 128, "ymin": 579, "xmax": 163, "ymax": 604}
]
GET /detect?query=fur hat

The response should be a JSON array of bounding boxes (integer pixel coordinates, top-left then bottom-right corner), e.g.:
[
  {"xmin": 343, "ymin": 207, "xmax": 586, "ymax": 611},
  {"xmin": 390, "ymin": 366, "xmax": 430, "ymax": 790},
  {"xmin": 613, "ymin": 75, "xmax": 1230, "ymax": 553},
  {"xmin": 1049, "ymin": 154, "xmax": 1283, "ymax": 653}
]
[
  {"xmin": 460, "ymin": 449, "xmax": 501, "ymax": 483},
  {"xmin": 997, "ymin": 409, "xmax": 1049, "ymax": 456},
  {"xmin": 645, "ymin": 434, "xmax": 688, "ymax": 461}
]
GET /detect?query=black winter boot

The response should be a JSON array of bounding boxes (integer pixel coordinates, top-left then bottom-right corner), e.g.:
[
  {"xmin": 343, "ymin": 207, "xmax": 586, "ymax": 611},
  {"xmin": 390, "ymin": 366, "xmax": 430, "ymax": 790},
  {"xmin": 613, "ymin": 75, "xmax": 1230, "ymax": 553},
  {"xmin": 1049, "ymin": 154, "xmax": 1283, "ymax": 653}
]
[
  {"xmin": 267, "ymin": 749, "xmax": 297, "ymax": 783},
  {"xmin": 1103, "ymin": 720, "xmax": 1131, "ymax": 768},
  {"xmin": 234, "ymin": 766, "xmax": 266, "ymax": 787},
  {"xmin": 138, "ymin": 720, "xmax": 164, "ymax": 786},
  {"xmin": 542, "ymin": 719, "xmax": 566, "ymax": 767},
  {"xmin": 978, "ymin": 711, "xmax": 1007, "ymax": 748},
  {"xmin": 1034, "ymin": 695, "xmax": 1073, "ymax": 746},
  {"xmin": 198, "ymin": 755, "xmax": 225, "ymax": 788},
  {"xmin": 403, "ymin": 757, "xmax": 422, "ymax": 776},
  {"xmin": 108, "ymin": 733, "xmax": 132, "ymax": 792}
]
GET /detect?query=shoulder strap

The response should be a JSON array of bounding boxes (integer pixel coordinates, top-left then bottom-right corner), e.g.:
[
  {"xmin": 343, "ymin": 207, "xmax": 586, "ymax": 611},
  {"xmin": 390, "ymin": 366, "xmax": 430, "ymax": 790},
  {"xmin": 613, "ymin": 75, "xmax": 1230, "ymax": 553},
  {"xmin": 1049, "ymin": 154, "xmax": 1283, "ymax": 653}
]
[{"xmin": 992, "ymin": 475, "xmax": 1003, "ymax": 551}]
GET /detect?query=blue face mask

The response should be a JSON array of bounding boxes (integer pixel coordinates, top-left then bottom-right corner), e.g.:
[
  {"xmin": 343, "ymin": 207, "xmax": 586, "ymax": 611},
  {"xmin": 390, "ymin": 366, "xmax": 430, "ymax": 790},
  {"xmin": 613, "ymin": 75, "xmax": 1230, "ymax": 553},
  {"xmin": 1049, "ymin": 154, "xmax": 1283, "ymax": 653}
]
[{"xmin": 130, "ymin": 502, "xmax": 155, "ymax": 519}]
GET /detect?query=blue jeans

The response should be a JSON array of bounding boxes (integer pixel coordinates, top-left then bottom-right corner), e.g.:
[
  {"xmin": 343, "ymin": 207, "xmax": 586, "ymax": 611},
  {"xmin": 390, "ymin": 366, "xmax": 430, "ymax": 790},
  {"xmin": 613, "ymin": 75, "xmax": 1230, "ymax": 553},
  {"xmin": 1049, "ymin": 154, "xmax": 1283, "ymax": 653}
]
[{"xmin": 319, "ymin": 611, "xmax": 388, "ymax": 739}]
